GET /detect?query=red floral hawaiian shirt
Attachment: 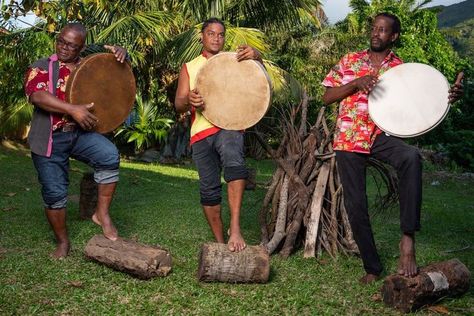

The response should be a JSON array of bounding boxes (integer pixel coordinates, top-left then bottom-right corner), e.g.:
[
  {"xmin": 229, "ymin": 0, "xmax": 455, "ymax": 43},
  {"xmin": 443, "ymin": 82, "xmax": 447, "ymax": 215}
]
[
  {"xmin": 25, "ymin": 62, "xmax": 73, "ymax": 130},
  {"xmin": 322, "ymin": 50, "xmax": 403, "ymax": 153}
]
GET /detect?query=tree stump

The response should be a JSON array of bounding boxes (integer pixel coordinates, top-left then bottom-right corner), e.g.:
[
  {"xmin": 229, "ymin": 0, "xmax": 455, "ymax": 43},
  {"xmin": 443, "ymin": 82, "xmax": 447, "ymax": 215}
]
[
  {"xmin": 381, "ymin": 259, "xmax": 471, "ymax": 313},
  {"xmin": 84, "ymin": 235, "xmax": 172, "ymax": 279},
  {"xmin": 245, "ymin": 168, "xmax": 257, "ymax": 191},
  {"xmin": 79, "ymin": 172, "xmax": 97, "ymax": 219},
  {"xmin": 198, "ymin": 242, "xmax": 270, "ymax": 283}
]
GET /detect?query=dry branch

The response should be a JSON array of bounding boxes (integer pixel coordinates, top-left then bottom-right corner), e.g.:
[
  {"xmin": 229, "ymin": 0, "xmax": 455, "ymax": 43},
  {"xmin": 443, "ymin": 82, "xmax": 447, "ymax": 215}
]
[{"xmin": 259, "ymin": 96, "xmax": 397, "ymax": 259}]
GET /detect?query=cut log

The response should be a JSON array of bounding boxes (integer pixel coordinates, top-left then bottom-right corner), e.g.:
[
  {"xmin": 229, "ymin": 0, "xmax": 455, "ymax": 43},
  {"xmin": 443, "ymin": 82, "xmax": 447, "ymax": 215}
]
[
  {"xmin": 381, "ymin": 259, "xmax": 471, "ymax": 313},
  {"xmin": 198, "ymin": 242, "xmax": 270, "ymax": 283},
  {"xmin": 84, "ymin": 235, "xmax": 172, "ymax": 279},
  {"xmin": 79, "ymin": 172, "xmax": 97, "ymax": 220},
  {"xmin": 245, "ymin": 168, "xmax": 257, "ymax": 191}
]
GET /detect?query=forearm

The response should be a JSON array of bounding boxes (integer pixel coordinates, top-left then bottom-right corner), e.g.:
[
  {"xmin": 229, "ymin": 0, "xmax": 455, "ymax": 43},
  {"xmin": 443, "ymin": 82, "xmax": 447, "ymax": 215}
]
[
  {"xmin": 322, "ymin": 81, "xmax": 358, "ymax": 105},
  {"xmin": 29, "ymin": 91, "xmax": 73, "ymax": 114},
  {"xmin": 174, "ymin": 96, "xmax": 191, "ymax": 113}
]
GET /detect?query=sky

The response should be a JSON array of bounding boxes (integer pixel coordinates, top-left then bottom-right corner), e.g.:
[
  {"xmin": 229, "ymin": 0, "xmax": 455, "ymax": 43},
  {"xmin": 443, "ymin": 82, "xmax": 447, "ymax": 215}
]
[{"xmin": 322, "ymin": 0, "xmax": 467, "ymax": 24}]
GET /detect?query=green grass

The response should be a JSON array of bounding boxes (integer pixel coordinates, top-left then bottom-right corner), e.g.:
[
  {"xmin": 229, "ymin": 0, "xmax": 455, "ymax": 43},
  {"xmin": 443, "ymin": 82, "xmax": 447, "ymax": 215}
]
[{"xmin": 1, "ymin": 144, "xmax": 473, "ymax": 315}]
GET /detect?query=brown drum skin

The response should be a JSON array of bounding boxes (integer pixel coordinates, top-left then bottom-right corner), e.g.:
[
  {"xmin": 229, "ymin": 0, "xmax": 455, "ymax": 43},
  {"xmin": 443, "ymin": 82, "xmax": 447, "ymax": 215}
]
[
  {"xmin": 66, "ymin": 53, "xmax": 136, "ymax": 134},
  {"xmin": 195, "ymin": 52, "xmax": 271, "ymax": 130}
]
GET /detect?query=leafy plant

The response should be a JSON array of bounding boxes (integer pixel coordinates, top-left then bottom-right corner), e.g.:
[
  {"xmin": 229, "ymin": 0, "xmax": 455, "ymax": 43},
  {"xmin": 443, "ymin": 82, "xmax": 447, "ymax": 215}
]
[{"xmin": 115, "ymin": 95, "xmax": 173, "ymax": 152}]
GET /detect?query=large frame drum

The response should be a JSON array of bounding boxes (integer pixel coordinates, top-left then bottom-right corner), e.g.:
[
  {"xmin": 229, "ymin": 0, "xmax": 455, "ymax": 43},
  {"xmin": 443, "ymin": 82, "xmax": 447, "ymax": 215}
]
[
  {"xmin": 368, "ymin": 63, "xmax": 450, "ymax": 138},
  {"xmin": 195, "ymin": 52, "xmax": 272, "ymax": 130},
  {"xmin": 66, "ymin": 53, "xmax": 136, "ymax": 133}
]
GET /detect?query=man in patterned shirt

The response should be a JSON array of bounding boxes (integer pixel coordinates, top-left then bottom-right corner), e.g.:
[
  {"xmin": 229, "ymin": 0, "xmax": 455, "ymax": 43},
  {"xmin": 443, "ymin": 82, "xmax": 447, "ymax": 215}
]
[
  {"xmin": 25, "ymin": 23, "xmax": 128, "ymax": 258},
  {"xmin": 322, "ymin": 13, "xmax": 463, "ymax": 283}
]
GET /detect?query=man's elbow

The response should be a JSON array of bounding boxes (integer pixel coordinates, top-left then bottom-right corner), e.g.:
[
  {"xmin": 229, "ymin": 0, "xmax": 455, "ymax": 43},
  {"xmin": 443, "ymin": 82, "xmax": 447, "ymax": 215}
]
[{"xmin": 322, "ymin": 93, "xmax": 332, "ymax": 106}]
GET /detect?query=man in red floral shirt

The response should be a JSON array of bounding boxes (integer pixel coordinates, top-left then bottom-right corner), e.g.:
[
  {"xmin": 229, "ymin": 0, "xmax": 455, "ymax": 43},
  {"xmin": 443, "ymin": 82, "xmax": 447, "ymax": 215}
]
[
  {"xmin": 25, "ymin": 23, "xmax": 128, "ymax": 258},
  {"xmin": 322, "ymin": 13, "xmax": 463, "ymax": 284}
]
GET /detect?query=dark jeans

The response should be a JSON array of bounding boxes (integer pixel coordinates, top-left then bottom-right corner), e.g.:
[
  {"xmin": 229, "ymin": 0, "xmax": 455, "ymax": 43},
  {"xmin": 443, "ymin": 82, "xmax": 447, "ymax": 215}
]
[
  {"xmin": 335, "ymin": 133, "xmax": 422, "ymax": 275},
  {"xmin": 192, "ymin": 130, "xmax": 248, "ymax": 206},
  {"xmin": 32, "ymin": 129, "xmax": 120, "ymax": 209}
]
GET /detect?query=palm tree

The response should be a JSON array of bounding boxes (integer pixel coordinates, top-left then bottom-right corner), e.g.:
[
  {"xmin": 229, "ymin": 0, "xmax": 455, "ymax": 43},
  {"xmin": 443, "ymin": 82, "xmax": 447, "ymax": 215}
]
[{"xmin": 0, "ymin": 0, "xmax": 324, "ymax": 148}]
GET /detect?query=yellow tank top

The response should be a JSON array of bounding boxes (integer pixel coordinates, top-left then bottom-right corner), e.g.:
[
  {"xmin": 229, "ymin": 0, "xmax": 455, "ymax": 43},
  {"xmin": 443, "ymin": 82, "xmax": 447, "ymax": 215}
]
[{"xmin": 185, "ymin": 54, "xmax": 220, "ymax": 144}]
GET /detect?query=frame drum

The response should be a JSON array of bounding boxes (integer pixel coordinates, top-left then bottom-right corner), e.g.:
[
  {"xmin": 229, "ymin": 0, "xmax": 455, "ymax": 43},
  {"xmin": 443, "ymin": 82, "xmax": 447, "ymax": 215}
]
[
  {"xmin": 66, "ymin": 53, "xmax": 136, "ymax": 133},
  {"xmin": 195, "ymin": 52, "xmax": 271, "ymax": 130},
  {"xmin": 368, "ymin": 63, "xmax": 450, "ymax": 138}
]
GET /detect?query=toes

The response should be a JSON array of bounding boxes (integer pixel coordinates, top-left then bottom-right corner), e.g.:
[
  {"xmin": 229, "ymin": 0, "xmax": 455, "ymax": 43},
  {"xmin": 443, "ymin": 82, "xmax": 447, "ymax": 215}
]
[{"xmin": 228, "ymin": 242, "xmax": 236, "ymax": 252}]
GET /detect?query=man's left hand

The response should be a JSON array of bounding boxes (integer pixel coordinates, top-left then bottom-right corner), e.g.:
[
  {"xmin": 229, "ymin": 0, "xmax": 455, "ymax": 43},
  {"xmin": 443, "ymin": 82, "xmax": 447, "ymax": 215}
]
[
  {"xmin": 236, "ymin": 45, "xmax": 261, "ymax": 62},
  {"xmin": 104, "ymin": 45, "xmax": 128, "ymax": 63},
  {"xmin": 448, "ymin": 72, "xmax": 464, "ymax": 104}
]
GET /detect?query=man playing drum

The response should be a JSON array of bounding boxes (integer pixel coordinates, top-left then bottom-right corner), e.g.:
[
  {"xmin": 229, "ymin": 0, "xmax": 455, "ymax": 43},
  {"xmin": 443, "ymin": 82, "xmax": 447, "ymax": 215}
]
[
  {"xmin": 24, "ymin": 23, "xmax": 128, "ymax": 258},
  {"xmin": 322, "ymin": 13, "xmax": 463, "ymax": 284},
  {"xmin": 175, "ymin": 18, "xmax": 262, "ymax": 252}
]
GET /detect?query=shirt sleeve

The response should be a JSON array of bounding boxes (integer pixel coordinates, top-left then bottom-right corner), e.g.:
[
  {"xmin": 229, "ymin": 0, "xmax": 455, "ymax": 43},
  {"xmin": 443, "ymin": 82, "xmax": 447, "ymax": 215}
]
[
  {"xmin": 24, "ymin": 67, "xmax": 49, "ymax": 97},
  {"xmin": 322, "ymin": 54, "xmax": 348, "ymax": 88}
]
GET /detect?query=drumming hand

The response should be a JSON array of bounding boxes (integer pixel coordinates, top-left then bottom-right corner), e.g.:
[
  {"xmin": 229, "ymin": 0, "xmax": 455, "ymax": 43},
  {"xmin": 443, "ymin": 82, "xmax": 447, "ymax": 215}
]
[
  {"xmin": 236, "ymin": 45, "xmax": 261, "ymax": 62},
  {"xmin": 104, "ymin": 45, "xmax": 128, "ymax": 63},
  {"xmin": 189, "ymin": 89, "xmax": 205, "ymax": 109},
  {"xmin": 70, "ymin": 103, "xmax": 99, "ymax": 131},
  {"xmin": 353, "ymin": 75, "xmax": 378, "ymax": 94},
  {"xmin": 448, "ymin": 72, "xmax": 464, "ymax": 104}
]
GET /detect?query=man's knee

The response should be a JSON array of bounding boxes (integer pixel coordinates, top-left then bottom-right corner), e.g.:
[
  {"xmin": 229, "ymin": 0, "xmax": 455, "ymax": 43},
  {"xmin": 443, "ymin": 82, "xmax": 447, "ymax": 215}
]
[
  {"xmin": 42, "ymin": 187, "xmax": 68, "ymax": 209},
  {"xmin": 400, "ymin": 145, "xmax": 420, "ymax": 162},
  {"xmin": 200, "ymin": 185, "xmax": 222, "ymax": 206},
  {"xmin": 98, "ymin": 145, "xmax": 120, "ymax": 169},
  {"xmin": 223, "ymin": 166, "xmax": 248, "ymax": 182}
]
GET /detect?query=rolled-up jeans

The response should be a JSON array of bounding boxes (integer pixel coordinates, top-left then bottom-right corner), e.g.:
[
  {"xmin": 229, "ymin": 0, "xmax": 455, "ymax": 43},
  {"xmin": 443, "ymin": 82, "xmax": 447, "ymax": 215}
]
[
  {"xmin": 192, "ymin": 130, "xmax": 248, "ymax": 206},
  {"xmin": 32, "ymin": 129, "xmax": 120, "ymax": 209}
]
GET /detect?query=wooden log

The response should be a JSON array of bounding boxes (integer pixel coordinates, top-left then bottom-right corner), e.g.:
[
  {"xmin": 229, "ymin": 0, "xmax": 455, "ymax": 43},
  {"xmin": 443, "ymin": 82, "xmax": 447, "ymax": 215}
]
[
  {"xmin": 84, "ymin": 235, "xmax": 172, "ymax": 279},
  {"xmin": 381, "ymin": 259, "xmax": 471, "ymax": 313},
  {"xmin": 303, "ymin": 162, "xmax": 330, "ymax": 258},
  {"xmin": 198, "ymin": 243, "xmax": 270, "ymax": 283},
  {"xmin": 245, "ymin": 168, "xmax": 257, "ymax": 191},
  {"xmin": 79, "ymin": 172, "xmax": 97, "ymax": 220},
  {"xmin": 266, "ymin": 175, "xmax": 289, "ymax": 254}
]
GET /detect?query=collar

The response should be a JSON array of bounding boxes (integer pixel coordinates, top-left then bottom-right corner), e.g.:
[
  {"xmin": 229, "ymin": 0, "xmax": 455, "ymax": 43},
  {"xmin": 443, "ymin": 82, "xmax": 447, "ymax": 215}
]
[{"xmin": 362, "ymin": 49, "xmax": 397, "ymax": 65}]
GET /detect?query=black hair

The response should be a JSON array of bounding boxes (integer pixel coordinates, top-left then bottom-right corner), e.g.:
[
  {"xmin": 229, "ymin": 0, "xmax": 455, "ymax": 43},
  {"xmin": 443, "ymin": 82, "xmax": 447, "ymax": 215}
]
[
  {"xmin": 374, "ymin": 12, "xmax": 401, "ymax": 34},
  {"xmin": 62, "ymin": 22, "xmax": 87, "ymax": 39},
  {"xmin": 201, "ymin": 17, "xmax": 226, "ymax": 33}
]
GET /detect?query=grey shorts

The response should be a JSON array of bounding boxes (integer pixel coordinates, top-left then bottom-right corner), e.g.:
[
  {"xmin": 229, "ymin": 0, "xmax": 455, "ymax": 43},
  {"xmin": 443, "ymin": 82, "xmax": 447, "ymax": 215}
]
[{"xmin": 191, "ymin": 130, "xmax": 248, "ymax": 206}]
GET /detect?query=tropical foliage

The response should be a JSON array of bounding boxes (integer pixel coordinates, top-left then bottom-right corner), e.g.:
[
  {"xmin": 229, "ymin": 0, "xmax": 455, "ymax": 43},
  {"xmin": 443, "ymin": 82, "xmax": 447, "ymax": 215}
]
[
  {"xmin": 1, "ymin": 0, "xmax": 472, "ymax": 169},
  {"xmin": 0, "ymin": 0, "xmax": 323, "ymax": 151}
]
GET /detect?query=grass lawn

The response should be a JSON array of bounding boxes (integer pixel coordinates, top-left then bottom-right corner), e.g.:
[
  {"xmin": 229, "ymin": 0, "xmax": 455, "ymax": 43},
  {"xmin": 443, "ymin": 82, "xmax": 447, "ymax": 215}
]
[{"xmin": 1, "ymin": 143, "xmax": 473, "ymax": 315}]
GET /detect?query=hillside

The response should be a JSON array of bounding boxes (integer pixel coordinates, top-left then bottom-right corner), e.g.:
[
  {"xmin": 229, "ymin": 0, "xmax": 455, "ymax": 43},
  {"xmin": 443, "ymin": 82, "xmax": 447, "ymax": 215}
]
[{"xmin": 437, "ymin": 0, "xmax": 474, "ymax": 28}]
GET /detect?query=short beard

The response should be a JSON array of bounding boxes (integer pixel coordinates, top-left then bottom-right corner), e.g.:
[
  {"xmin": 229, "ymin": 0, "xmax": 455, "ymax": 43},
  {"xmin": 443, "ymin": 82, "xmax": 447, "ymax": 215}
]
[{"xmin": 370, "ymin": 43, "xmax": 391, "ymax": 52}]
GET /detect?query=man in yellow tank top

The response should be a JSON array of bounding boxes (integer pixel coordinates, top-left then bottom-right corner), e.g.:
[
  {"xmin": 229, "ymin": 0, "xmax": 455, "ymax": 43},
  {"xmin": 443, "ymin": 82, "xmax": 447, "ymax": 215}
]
[{"xmin": 175, "ymin": 18, "xmax": 262, "ymax": 252}]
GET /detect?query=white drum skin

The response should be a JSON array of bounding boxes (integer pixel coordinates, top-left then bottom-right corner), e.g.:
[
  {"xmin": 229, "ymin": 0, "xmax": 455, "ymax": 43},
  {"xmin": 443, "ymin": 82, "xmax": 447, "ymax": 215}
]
[{"xmin": 368, "ymin": 63, "xmax": 450, "ymax": 138}]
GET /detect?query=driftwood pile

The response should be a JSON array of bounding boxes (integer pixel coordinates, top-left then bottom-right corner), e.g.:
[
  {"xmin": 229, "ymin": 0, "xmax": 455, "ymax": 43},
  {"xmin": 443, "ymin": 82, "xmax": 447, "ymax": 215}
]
[{"xmin": 256, "ymin": 94, "xmax": 397, "ymax": 258}]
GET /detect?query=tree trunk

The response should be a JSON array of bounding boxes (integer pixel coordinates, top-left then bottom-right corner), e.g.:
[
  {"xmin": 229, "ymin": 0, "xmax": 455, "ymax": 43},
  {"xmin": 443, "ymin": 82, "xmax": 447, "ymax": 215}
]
[
  {"xmin": 381, "ymin": 259, "xmax": 471, "ymax": 313},
  {"xmin": 84, "ymin": 235, "xmax": 172, "ymax": 279},
  {"xmin": 79, "ymin": 172, "xmax": 97, "ymax": 220},
  {"xmin": 245, "ymin": 168, "xmax": 257, "ymax": 191},
  {"xmin": 198, "ymin": 243, "xmax": 270, "ymax": 283}
]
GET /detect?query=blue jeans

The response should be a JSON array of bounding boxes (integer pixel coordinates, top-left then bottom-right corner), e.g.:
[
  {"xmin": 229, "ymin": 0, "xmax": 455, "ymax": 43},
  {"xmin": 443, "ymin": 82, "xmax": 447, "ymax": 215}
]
[
  {"xmin": 32, "ymin": 129, "xmax": 120, "ymax": 209},
  {"xmin": 192, "ymin": 130, "xmax": 248, "ymax": 206}
]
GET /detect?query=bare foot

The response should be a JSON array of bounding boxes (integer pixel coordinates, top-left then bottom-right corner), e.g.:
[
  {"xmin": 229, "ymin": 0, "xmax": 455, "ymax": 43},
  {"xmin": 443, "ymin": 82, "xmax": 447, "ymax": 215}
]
[
  {"xmin": 359, "ymin": 273, "xmax": 380, "ymax": 285},
  {"xmin": 50, "ymin": 241, "xmax": 70, "ymax": 259},
  {"xmin": 398, "ymin": 234, "xmax": 417, "ymax": 277},
  {"xmin": 228, "ymin": 229, "xmax": 246, "ymax": 252},
  {"xmin": 92, "ymin": 212, "xmax": 118, "ymax": 241}
]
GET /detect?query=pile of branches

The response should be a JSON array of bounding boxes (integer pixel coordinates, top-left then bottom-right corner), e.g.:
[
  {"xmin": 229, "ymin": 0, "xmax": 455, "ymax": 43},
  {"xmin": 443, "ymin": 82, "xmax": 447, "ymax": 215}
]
[{"xmin": 255, "ymin": 94, "xmax": 398, "ymax": 258}]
